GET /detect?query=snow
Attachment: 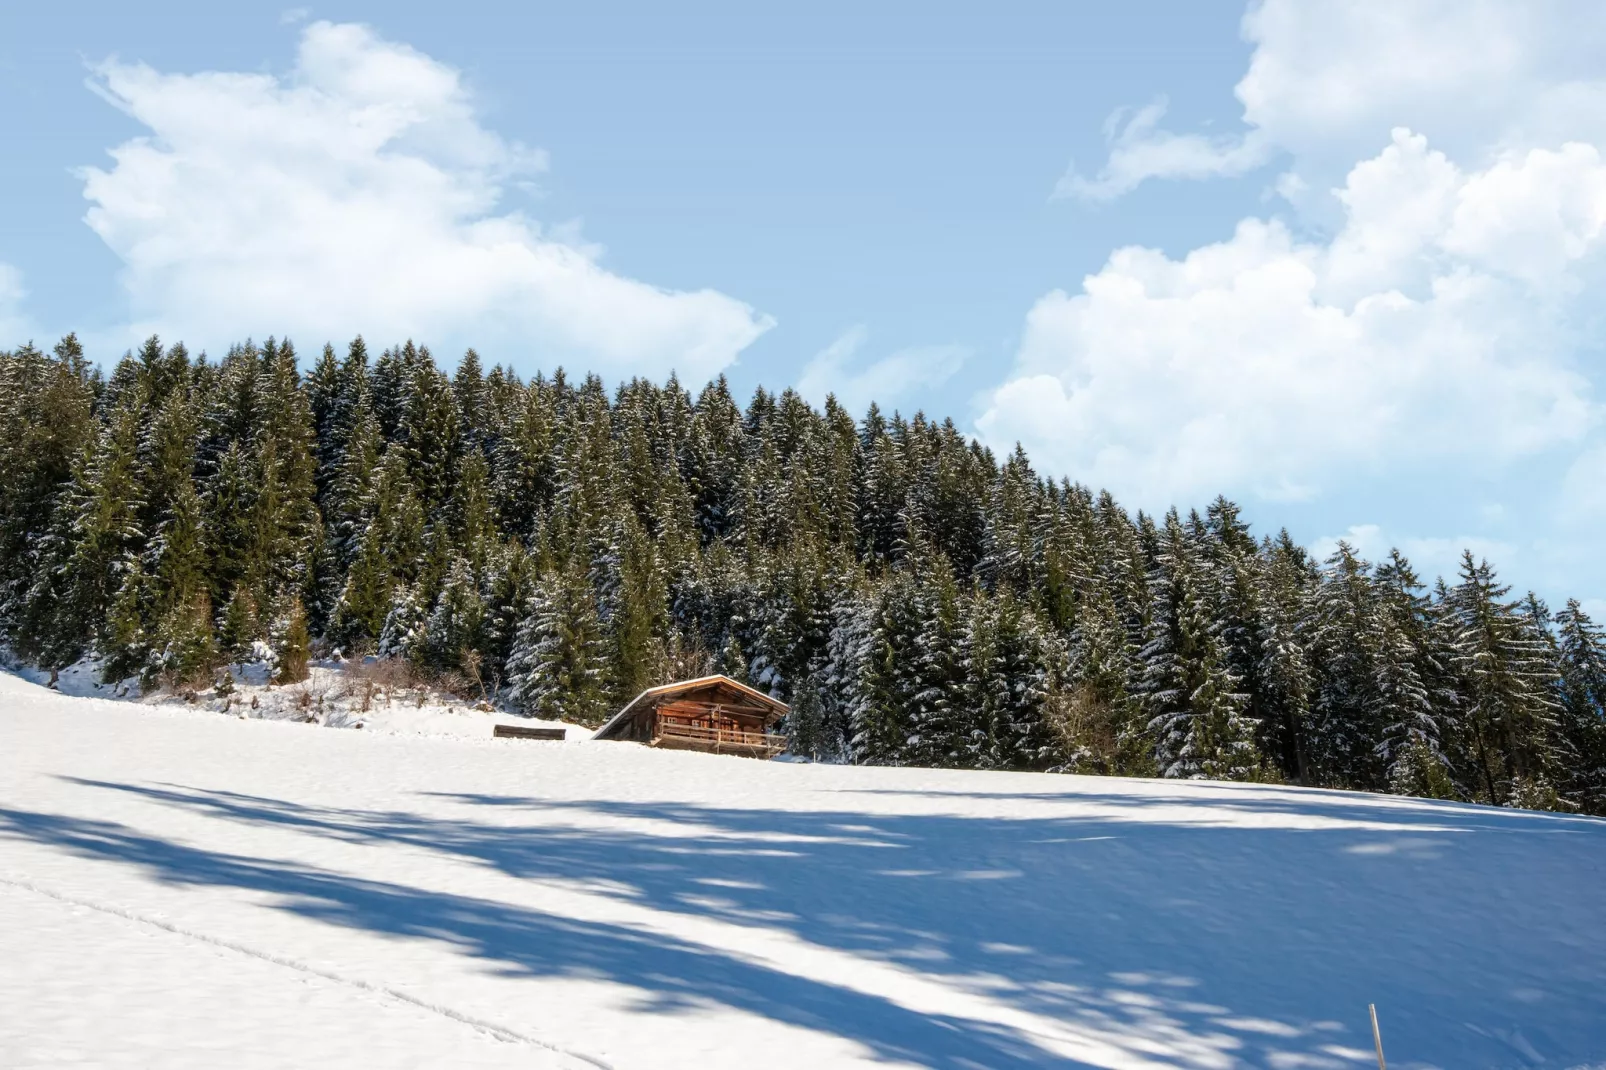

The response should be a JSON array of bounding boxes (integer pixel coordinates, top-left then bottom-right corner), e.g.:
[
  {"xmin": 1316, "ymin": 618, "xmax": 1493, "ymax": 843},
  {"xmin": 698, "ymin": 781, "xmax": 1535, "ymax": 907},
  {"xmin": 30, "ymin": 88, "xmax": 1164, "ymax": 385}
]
[
  {"xmin": 7, "ymin": 655, "xmax": 578, "ymax": 741},
  {"xmin": 2, "ymin": 671, "xmax": 1603, "ymax": 1069}
]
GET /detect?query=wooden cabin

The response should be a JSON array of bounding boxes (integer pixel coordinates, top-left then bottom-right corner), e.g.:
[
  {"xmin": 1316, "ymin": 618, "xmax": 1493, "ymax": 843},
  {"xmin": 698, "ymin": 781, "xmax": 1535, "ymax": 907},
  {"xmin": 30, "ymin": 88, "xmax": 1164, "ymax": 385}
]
[{"xmin": 592, "ymin": 675, "xmax": 788, "ymax": 759}]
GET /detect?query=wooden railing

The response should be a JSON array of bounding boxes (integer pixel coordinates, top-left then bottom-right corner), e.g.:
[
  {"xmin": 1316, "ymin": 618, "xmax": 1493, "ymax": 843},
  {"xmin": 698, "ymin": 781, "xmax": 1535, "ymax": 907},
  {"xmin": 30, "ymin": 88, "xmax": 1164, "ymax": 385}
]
[{"xmin": 654, "ymin": 721, "xmax": 787, "ymax": 754}]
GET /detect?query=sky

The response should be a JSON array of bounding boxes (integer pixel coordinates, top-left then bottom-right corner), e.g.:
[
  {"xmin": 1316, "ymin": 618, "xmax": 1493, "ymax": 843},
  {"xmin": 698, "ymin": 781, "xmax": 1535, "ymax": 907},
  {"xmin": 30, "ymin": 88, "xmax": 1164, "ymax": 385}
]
[{"xmin": 3, "ymin": 1, "xmax": 1606, "ymax": 610}]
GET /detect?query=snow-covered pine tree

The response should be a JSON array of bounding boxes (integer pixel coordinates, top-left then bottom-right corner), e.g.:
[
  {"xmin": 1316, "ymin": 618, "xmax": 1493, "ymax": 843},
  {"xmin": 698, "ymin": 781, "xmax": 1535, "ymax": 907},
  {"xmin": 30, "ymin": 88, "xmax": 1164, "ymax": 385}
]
[
  {"xmin": 595, "ymin": 513, "xmax": 669, "ymax": 706},
  {"xmin": 856, "ymin": 405, "xmax": 903, "ymax": 571},
  {"xmin": 101, "ymin": 559, "xmax": 152, "ymax": 687},
  {"xmin": 962, "ymin": 589, "xmax": 1057, "ymax": 770},
  {"xmin": 0, "ymin": 337, "xmax": 97, "ymax": 646},
  {"xmin": 421, "ymin": 554, "xmax": 487, "ymax": 673},
  {"xmin": 1309, "ymin": 543, "xmax": 1384, "ymax": 787},
  {"xmin": 452, "ymin": 348, "xmax": 489, "ymax": 451},
  {"xmin": 903, "ymin": 552, "xmax": 964, "ymax": 768},
  {"xmin": 1371, "ymin": 550, "xmax": 1454, "ymax": 799},
  {"xmin": 1554, "ymin": 599, "xmax": 1606, "ymax": 814},
  {"xmin": 401, "ymin": 359, "xmax": 461, "ymax": 517},
  {"xmin": 217, "ymin": 586, "xmax": 261, "ymax": 666},
  {"xmin": 851, "ymin": 569, "xmax": 925, "ymax": 764},
  {"xmin": 1060, "ymin": 580, "xmax": 1145, "ymax": 774},
  {"xmin": 807, "ymin": 587, "xmax": 870, "ymax": 762},
  {"xmin": 377, "ymin": 584, "xmax": 428, "ymax": 664},
  {"xmin": 505, "ymin": 563, "xmax": 610, "ymax": 724},
  {"xmin": 1253, "ymin": 531, "xmax": 1317, "ymax": 783},
  {"xmin": 1443, "ymin": 553, "xmax": 1563, "ymax": 807},
  {"xmin": 489, "ymin": 374, "xmax": 557, "ymax": 543},
  {"xmin": 720, "ymin": 631, "xmax": 749, "ymax": 684},
  {"xmin": 1142, "ymin": 512, "xmax": 1260, "ymax": 780},
  {"xmin": 478, "ymin": 539, "xmax": 538, "ymax": 687},
  {"xmin": 154, "ymin": 590, "xmax": 219, "ymax": 690},
  {"xmin": 50, "ymin": 395, "xmax": 147, "ymax": 675}
]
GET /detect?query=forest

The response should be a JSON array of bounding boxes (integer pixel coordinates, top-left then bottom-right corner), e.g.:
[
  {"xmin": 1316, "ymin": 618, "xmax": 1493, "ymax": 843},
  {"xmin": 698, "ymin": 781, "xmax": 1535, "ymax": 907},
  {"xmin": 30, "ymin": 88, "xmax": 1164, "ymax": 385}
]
[{"xmin": 1, "ymin": 333, "xmax": 1603, "ymax": 814}]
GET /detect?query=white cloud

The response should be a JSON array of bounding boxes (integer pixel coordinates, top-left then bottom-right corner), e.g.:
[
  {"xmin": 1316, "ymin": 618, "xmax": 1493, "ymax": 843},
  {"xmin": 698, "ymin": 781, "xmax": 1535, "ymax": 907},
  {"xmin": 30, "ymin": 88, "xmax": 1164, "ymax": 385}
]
[
  {"xmin": 79, "ymin": 20, "xmax": 772, "ymax": 381},
  {"xmin": 1059, "ymin": 0, "xmax": 1606, "ymax": 202},
  {"xmin": 1055, "ymin": 99, "xmax": 1274, "ymax": 202},
  {"xmin": 981, "ymin": 130, "xmax": 1603, "ymax": 508},
  {"xmin": 796, "ymin": 326, "xmax": 966, "ymax": 417}
]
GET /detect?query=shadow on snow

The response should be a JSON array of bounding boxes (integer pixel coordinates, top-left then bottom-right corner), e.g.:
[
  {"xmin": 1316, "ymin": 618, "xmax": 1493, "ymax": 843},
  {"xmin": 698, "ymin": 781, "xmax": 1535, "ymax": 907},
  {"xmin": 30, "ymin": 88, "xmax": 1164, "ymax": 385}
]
[{"xmin": 4, "ymin": 775, "xmax": 1604, "ymax": 1068}]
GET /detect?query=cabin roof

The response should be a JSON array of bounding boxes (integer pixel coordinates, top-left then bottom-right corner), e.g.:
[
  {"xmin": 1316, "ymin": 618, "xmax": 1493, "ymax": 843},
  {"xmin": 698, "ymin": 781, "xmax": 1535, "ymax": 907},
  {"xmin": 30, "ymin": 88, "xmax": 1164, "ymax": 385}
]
[{"xmin": 592, "ymin": 675, "xmax": 788, "ymax": 740}]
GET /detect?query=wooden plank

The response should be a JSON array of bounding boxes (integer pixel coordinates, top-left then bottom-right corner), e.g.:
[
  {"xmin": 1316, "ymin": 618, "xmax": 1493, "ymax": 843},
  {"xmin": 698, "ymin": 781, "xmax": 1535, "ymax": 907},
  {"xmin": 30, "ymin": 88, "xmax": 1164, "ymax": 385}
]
[
  {"xmin": 493, "ymin": 724, "xmax": 566, "ymax": 741},
  {"xmin": 655, "ymin": 699, "xmax": 777, "ymax": 724}
]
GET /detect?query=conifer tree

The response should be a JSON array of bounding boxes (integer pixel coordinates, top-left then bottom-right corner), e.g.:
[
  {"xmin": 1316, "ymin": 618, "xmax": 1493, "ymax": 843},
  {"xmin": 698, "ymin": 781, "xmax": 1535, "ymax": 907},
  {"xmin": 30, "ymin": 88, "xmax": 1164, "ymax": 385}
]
[
  {"xmin": 52, "ymin": 396, "xmax": 147, "ymax": 670},
  {"xmin": 1371, "ymin": 551, "xmax": 1452, "ymax": 796},
  {"xmin": 720, "ymin": 631, "xmax": 749, "ymax": 684},
  {"xmin": 506, "ymin": 562, "xmax": 610, "ymax": 724},
  {"xmin": 852, "ymin": 570, "xmax": 925, "ymax": 764},
  {"xmin": 101, "ymin": 560, "xmax": 151, "ymax": 686},
  {"xmin": 155, "ymin": 590, "xmax": 219, "ymax": 689},
  {"xmin": 1444, "ymin": 554, "xmax": 1562, "ymax": 806},
  {"xmin": 1554, "ymin": 599, "xmax": 1606, "ymax": 813},
  {"xmin": 218, "ymin": 586, "xmax": 261, "ymax": 666},
  {"xmin": 422, "ymin": 554, "xmax": 486, "ymax": 672},
  {"xmin": 600, "ymin": 513, "xmax": 670, "ymax": 704},
  {"xmin": 378, "ymin": 584, "xmax": 428, "ymax": 663},
  {"xmin": 0, "ymin": 336, "xmax": 98, "ymax": 645},
  {"xmin": 962, "ymin": 589, "xmax": 1057, "ymax": 769},
  {"xmin": 275, "ymin": 598, "xmax": 311, "ymax": 684},
  {"xmin": 402, "ymin": 360, "xmax": 461, "ymax": 515},
  {"xmin": 1142, "ymin": 514, "xmax": 1260, "ymax": 780}
]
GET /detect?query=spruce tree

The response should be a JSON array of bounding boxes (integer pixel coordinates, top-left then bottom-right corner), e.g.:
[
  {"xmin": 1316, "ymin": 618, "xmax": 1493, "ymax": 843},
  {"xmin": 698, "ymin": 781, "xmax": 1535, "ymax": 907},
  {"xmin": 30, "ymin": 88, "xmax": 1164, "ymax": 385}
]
[
  {"xmin": 422, "ymin": 554, "xmax": 486, "ymax": 673},
  {"xmin": 1142, "ymin": 514, "xmax": 1260, "ymax": 780},
  {"xmin": 53, "ymin": 396, "xmax": 147, "ymax": 671},
  {"xmin": 275, "ymin": 598, "xmax": 312, "ymax": 684},
  {"xmin": 1444, "ymin": 554, "xmax": 1562, "ymax": 807},
  {"xmin": 1554, "ymin": 600, "xmax": 1606, "ymax": 813},
  {"xmin": 506, "ymin": 563, "xmax": 610, "ymax": 724}
]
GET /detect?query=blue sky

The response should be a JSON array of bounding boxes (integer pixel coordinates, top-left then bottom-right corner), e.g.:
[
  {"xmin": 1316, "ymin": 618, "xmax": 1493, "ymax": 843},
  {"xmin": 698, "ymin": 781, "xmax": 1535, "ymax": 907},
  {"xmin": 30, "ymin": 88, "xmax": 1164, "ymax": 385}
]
[{"xmin": 3, "ymin": 2, "xmax": 1606, "ymax": 610}]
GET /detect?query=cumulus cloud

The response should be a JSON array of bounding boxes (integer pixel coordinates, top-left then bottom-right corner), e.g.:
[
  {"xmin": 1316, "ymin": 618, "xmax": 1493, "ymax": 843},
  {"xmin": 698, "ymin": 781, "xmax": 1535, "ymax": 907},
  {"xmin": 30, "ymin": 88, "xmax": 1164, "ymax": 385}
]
[
  {"xmin": 981, "ymin": 130, "xmax": 1603, "ymax": 507},
  {"xmin": 1058, "ymin": 0, "xmax": 1606, "ymax": 201},
  {"xmin": 80, "ymin": 20, "xmax": 772, "ymax": 380},
  {"xmin": 796, "ymin": 326, "xmax": 966, "ymax": 418}
]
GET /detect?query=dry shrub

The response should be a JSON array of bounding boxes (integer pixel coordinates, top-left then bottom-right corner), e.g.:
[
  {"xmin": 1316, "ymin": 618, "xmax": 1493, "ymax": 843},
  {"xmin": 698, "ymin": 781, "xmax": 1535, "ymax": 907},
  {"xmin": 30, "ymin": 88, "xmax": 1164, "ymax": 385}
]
[
  {"xmin": 434, "ymin": 669, "xmax": 477, "ymax": 701},
  {"xmin": 342, "ymin": 657, "xmax": 421, "ymax": 708},
  {"xmin": 1044, "ymin": 684, "xmax": 1120, "ymax": 775}
]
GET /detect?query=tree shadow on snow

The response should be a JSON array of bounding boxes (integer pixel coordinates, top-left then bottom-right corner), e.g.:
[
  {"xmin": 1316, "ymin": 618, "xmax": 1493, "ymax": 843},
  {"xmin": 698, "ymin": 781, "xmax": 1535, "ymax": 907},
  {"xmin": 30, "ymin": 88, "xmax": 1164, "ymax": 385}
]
[{"xmin": 5, "ymin": 776, "xmax": 1605, "ymax": 1069}]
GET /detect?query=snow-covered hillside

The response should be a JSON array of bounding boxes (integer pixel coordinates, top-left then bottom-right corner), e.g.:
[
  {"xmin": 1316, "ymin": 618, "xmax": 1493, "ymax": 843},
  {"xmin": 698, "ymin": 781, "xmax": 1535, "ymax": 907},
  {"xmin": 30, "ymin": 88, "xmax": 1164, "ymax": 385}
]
[{"xmin": 2, "ymin": 672, "xmax": 1603, "ymax": 1070}]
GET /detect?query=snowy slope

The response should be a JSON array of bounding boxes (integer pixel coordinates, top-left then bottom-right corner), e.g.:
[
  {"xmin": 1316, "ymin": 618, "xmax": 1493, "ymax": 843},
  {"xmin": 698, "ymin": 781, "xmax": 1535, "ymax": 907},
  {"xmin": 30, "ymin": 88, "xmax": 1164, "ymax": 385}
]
[
  {"xmin": 2, "ymin": 672, "xmax": 1603, "ymax": 1070},
  {"xmin": 7, "ymin": 654, "xmax": 580, "ymax": 741}
]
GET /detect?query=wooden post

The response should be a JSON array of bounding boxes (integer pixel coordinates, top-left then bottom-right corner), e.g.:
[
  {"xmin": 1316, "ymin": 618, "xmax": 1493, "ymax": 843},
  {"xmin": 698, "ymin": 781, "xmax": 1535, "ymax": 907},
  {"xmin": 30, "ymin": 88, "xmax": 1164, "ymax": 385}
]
[{"xmin": 1368, "ymin": 1004, "xmax": 1386, "ymax": 1070}]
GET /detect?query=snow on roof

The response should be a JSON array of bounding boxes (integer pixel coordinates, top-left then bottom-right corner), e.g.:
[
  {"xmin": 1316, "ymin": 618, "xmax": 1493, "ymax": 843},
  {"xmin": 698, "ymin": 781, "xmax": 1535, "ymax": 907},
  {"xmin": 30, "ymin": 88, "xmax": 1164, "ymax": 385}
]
[{"xmin": 592, "ymin": 674, "xmax": 788, "ymax": 740}]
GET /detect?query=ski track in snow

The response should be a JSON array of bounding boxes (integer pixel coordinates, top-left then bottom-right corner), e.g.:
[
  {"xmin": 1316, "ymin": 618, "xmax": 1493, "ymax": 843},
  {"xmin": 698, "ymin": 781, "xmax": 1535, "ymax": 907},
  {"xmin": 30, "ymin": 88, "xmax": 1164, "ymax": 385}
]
[
  {"xmin": 0, "ymin": 875, "xmax": 614, "ymax": 1069},
  {"xmin": 3, "ymin": 669, "xmax": 1605, "ymax": 1069}
]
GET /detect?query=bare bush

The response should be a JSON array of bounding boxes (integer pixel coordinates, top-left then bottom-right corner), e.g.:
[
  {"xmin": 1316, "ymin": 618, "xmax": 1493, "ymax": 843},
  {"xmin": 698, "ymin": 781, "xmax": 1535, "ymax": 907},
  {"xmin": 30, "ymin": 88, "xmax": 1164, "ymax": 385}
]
[
  {"xmin": 342, "ymin": 658, "xmax": 421, "ymax": 708},
  {"xmin": 1043, "ymin": 684, "xmax": 1120, "ymax": 775}
]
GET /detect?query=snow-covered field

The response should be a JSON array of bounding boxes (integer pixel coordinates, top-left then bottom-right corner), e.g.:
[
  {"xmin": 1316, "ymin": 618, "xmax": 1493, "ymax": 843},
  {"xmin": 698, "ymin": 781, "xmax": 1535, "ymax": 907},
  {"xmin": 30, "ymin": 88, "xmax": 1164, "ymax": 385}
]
[{"xmin": 2, "ymin": 672, "xmax": 1603, "ymax": 1070}]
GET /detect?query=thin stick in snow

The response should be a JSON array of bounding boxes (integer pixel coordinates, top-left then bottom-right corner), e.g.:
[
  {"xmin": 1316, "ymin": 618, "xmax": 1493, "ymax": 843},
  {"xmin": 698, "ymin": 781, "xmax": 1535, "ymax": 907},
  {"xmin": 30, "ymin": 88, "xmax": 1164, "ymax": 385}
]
[{"xmin": 1369, "ymin": 1003, "xmax": 1387, "ymax": 1070}]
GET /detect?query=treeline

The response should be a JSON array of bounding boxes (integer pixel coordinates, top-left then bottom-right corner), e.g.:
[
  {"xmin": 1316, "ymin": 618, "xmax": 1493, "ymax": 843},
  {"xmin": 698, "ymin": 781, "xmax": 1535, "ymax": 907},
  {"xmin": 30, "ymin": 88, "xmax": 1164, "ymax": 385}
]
[{"xmin": 1, "ymin": 334, "xmax": 1604, "ymax": 812}]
